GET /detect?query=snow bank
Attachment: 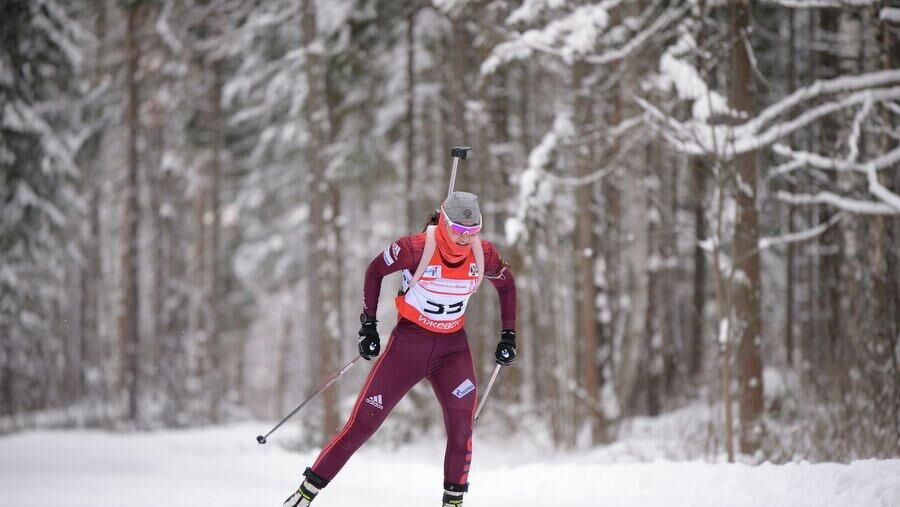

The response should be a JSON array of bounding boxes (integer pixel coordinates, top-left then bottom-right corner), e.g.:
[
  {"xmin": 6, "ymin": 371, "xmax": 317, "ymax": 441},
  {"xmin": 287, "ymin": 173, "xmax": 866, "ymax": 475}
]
[{"xmin": 0, "ymin": 422, "xmax": 897, "ymax": 506}]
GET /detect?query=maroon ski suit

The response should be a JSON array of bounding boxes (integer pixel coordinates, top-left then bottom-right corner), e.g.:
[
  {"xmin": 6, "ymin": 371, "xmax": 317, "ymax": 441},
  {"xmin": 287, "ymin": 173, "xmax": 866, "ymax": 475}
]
[{"xmin": 309, "ymin": 232, "xmax": 516, "ymax": 488}]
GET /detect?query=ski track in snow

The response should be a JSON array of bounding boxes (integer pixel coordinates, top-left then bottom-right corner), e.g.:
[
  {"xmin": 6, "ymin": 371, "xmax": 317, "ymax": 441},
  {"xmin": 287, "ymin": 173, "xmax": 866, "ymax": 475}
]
[{"xmin": 0, "ymin": 423, "xmax": 897, "ymax": 507}]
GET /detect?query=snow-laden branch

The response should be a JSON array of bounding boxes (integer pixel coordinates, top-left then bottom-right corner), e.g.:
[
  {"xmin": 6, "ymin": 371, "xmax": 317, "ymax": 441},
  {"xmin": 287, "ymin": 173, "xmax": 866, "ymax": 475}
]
[
  {"xmin": 742, "ymin": 29, "xmax": 774, "ymax": 92},
  {"xmin": 758, "ymin": 0, "xmax": 879, "ymax": 7},
  {"xmin": 758, "ymin": 213, "xmax": 843, "ymax": 250},
  {"xmin": 155, "ymin": 1, "xmax": 185, "ymax": 54},
  {"xmin": 4, "ymin": 100, "xmax": 79, "ymax": 177},
  {"xmin": 768, "ymin": 158, "xmax": 808, "ymax": 180},
  {"xmin": 224, "ymin": 45, "xmax": 309, "ymax": 111},
  {"xmin": 882, "ymin": 7, "xmax": 900, "ymax": 23},
  {"xmin": 700, "ymin": 210, "xmax": 846, "ymax": 258},
  {"xmin": 14, "ymin": 180, "xmax": 67, "ymax": 228},
  {"xmin": 846, "ymin": 95, "xmax": 873, "ymax": 163},
  {"xmin": 32, "ymin": 0, "xmax": 94, "ymax": 70},
  {"xmin": 643, "ymin": 70, "xmax": 900, "ymax": 157},
  {"xmin": 482, "ymin": 0, "xmax": 682, "ymax": 74},
  {"xmin": 550, "ymin": 125, "xmax": 647, "ymax": 187},
  {"xmin": 506, "ymin": 113, "xmax": 574, "ymax": 244},
  {"xmin": 768, "ymin": 139, "xmax": 900, "ymax": 215},
  {"xmin": 885, "ymin": 101, "xmax": 900, "ymax": 116},
  {"xmin": 507, "ymin": 111, "xmax": 651, "ymax": 245},
  {"xmin": 865, "ymin": 163, "xmax": 900, "ymax": 211},
  {"xmin": 507, "ymin": 0, "xmax": 571, "ymax": 25},
  {"xmin": 770, "ymin": 143, "xmax": 900, "ymax": 176},
  {"xmin": 570, "ymin": 114, "xmax": 645, "ymax": 151},
  {"xmin": 750, "ymin": 70, "xmax": 900, "ymax": 134},
  {"xmin": 583, "ymin": 2, "xmax": 690, "ymax": 66},
  {"xmin": 483, "ymin": 2, "xmax": 616, "ymax": 73},
  {"xmin": 213, "ymin": 1, "xmax": 299, "ymax": 59},
  {"xmin": 550, "ymin": 366, "xmax": 607, "ymax": 418},
  {"xmin": 654, "ymin": 30, "xmax": 735, "ymax": 121},
  {"xmin": 505, "ymin": 114, "xmax": 574, "ymax": 245},
  {"xmin": 744, "ymin": 87, "xmax": 900, "ymax": 152},
  {"xmin": 639, "ymin": 80, "xmax": 900, "ymax": 158},
  {"xmin": 776, "ymin": 191, "xmax": 899, "ymax": 215}
]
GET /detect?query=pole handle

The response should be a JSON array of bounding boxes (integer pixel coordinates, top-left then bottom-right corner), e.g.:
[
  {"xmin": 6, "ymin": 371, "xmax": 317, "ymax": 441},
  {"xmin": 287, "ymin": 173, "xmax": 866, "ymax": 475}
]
[
  {"xmin": 450, "ymin": 146, "xmax": 471, "ymax": 159},
  {"xmin": 447, "ymin": 146, "xmax": 472, "ymax": 198}
]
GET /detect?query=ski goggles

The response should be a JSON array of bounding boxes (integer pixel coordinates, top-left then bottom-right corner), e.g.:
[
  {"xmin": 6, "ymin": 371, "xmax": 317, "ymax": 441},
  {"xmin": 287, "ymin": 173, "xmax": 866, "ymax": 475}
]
[{"xmin": 441, "ymin": 206, "xmax": 482, "ymax": 236}]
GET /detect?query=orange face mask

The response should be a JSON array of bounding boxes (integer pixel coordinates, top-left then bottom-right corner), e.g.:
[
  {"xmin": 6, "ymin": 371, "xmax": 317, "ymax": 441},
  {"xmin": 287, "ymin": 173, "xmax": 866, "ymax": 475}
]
[{"xmin": 435, "ymin": 213, "xmax": 474, "ymax": 264}]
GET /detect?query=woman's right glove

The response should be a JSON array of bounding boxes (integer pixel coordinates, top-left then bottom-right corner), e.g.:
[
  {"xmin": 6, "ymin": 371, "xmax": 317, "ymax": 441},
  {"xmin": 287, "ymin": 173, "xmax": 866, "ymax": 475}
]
[{"xmin": 357, "ymin": 313, "xmax": 381, "ymax": 360}]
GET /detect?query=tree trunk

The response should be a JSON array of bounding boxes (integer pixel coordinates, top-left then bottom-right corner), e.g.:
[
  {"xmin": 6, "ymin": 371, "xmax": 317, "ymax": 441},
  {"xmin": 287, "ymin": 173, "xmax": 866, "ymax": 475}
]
[
  {"xmin": 119, "ymin": 1, "xmax": 144, "ymax": 422},
  {"xmin": 301, "ymin": 0, "xmax": 340, "ymax": 440},
  {"xmin": 143, "ymin": 10, "xmax": 167, "ymax": 399},
  {"xmin": 645, "ymin": 188, "xmax": 661, "ymax": 416},
  {"xmin": 572, "ymin": 60, "xmax": 605, "ymax": 441},
  {"xmin": 817, "ymin": 8, "xmax": 843, "ymax": 365},
  {"xmin": 64, "ymin": 266, "xmax": 83, "ymax": 404},
  {"xmin": 405, "ymin": 9, "xmax": 416, "ymax": 230},
  {"xmin": 189, "ymin": 99, "xmax": 209, "ymax": 418},
  {"xmin": 208, "ymin": 58, "xmax": 224, "ymax": 422},
  {"xmin": 603, "ymin": 20, "xmax": 624, "ymax": 417},
  {"xmin": 619, "ymin": 140, "xmax": 649, "ymax": 417},
  {"xmin": 663, "ymin": 152, "xmax": 681, "ymax": 401},
  {"xmin": 875, "ymin": 6, "xmax": 900, "ymax": 452},
  {"xmin": 690, "ymin": 159, "xmax": 707, "ymax": 378},
  {"xmin": 729, "ymin": 0, "xmax": 764, "ymax": 456},
  {"xmin": 785, "ymin": 6, "xmax": 797, "ymax": 367},
  {"xmin": 688, "ymin": 0, "xmax": 709, "ymax": 383},
  {"xmin": 275, "ymin": 317, "xmax": 292, "ymax": 417},
  {"xmin": 75, "ymin": 0, "xmax": 109, "ymax": 410}
]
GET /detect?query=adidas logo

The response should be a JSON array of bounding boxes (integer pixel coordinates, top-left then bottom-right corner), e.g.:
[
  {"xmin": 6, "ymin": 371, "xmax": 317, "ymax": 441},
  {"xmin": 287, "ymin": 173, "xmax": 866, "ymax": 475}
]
[{"xmin": 365, "ymin": 394, "xmax": 383, "ymax": 410}]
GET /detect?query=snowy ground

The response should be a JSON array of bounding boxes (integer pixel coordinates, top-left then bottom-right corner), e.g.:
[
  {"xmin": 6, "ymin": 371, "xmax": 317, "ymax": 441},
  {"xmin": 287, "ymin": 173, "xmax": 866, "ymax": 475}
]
[{"xmin": 0, "ymin": 420, "xmax": 897, "ymax": 507}]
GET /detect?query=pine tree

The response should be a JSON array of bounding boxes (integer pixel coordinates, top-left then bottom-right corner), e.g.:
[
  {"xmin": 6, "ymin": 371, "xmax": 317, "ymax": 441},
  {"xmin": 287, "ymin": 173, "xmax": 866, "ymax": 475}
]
[{"xmin": 0, "ymin": 0, "xmax": 89, "ymax": 415}]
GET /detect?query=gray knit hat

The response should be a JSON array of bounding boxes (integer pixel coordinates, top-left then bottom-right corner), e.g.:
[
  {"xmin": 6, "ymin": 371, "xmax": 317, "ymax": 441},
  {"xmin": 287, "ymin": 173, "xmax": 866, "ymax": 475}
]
[{"xmin": 443, "ymin": 191, "xmax": 482, "ymax": 226}]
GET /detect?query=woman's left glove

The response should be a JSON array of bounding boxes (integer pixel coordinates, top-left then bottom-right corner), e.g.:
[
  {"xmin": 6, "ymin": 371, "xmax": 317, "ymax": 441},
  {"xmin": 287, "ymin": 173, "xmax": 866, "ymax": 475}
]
[
  {"xmin": 358, "ymin": 313, "xmax": 381, "ymax": 360},
  {"xmin": 494, "ymin": 329, "xmax": 517, "ymax": 366}
]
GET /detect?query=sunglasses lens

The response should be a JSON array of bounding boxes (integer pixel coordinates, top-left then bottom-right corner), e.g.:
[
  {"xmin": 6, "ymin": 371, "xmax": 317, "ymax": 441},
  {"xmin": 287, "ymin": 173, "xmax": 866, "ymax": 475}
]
[
  {"xmin": 451, "ymin": 223, "xmax": 480, "ymax": 235},
  {"xmin": 442, "ymin": 207, "xmax": 480, "ymax": 235}
]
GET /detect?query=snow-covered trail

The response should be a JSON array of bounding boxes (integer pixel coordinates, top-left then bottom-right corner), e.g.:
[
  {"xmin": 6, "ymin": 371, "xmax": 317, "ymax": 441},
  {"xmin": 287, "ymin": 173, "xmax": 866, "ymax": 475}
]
[{"xmin": 0, "ymin": 422, "xmax": 897, "ymax": 507}]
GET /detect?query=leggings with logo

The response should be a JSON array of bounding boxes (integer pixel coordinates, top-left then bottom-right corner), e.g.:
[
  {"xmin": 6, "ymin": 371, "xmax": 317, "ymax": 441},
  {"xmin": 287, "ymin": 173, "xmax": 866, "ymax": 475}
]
[{"xmin": 310, "ymin": 318, "xmax": 477, "ymax": 487}]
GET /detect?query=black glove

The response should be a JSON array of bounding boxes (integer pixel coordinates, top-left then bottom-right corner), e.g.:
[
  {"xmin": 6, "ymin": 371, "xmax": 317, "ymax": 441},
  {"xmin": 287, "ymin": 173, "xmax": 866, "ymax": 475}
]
[
  {"xmin": 494, "ymin": 329, "xmax": 517, "ymax": 366},
  {"xmin": 357, "ymin": 313, "xmax": 381, "ymax": 360}
]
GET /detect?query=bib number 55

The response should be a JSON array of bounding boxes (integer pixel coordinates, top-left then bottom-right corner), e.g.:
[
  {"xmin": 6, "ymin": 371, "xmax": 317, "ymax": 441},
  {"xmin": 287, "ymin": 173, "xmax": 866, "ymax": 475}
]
[{"xmin": 423, "ymin": 300, "xmax": 463, "ymax": 315}]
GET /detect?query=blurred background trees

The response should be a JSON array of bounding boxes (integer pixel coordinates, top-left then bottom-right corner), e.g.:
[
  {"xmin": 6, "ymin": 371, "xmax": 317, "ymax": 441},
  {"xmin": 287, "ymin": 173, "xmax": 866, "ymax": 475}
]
[{"xmin": 1, "ymin": 0, "xmax": 898, "ymax": 462}]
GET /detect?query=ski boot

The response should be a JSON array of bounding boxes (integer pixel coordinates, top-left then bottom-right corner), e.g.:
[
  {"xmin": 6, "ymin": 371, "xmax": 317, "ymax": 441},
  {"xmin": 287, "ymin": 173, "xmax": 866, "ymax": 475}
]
[
  {"xmin": 282, "ymin": 468, "xmax": 329, "ymax": 507},
  {"xmin": 442, "ymin": 481, "xmax": 468, "ymax": 506}
]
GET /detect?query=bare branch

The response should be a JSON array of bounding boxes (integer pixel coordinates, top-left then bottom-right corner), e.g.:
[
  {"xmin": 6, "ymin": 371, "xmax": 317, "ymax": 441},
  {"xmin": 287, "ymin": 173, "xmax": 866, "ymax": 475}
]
[{"xmin": 758, "ymin": 213, "xmax": 844, "ymax": 250}]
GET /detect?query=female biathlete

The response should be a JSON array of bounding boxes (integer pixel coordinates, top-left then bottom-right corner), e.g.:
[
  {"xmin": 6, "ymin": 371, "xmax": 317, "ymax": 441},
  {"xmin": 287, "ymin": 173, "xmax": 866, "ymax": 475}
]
[{"xmin": 282, "ymin": 191, "xmax": 517, "ymax": 507}]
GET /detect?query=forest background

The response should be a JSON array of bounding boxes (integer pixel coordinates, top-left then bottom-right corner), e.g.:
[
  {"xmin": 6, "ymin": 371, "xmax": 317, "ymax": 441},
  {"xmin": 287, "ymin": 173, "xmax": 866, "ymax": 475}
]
[{"xmin": 2, "ymin": 0, "xmax": 898, "ymax": 463}]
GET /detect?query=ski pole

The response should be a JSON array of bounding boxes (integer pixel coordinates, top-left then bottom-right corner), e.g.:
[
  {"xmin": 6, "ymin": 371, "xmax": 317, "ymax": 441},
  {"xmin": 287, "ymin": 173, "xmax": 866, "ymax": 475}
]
[
  {"xmin": 473, "ymin": 363, "xmax": 503, "ymax": 425},
  {"xmin": 256, "ymin": 355, "xmax": 365, "ymax": 444},
  {"xmin": 447, "ymin": 146, "xmax": 471, "ymax": 197}
]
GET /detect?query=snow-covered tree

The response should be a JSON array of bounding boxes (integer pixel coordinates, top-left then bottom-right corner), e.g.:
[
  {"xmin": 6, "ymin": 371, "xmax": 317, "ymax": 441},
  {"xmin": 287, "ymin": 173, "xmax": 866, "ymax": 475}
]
[{"xmin": 1, "ymin": 0, "xmax": 91, "ymax": 414}]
